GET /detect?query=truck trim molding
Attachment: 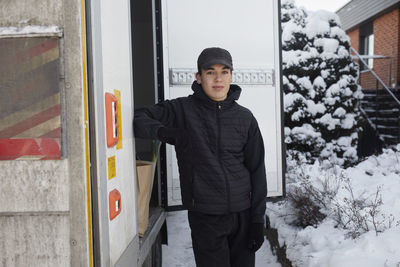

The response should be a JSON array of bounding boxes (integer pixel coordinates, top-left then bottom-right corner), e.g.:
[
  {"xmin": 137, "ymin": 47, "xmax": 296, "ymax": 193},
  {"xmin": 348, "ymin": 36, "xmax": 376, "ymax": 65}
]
[{"xmin": 169, "ymin": 68, "xmax": 275, "ymax": 86}]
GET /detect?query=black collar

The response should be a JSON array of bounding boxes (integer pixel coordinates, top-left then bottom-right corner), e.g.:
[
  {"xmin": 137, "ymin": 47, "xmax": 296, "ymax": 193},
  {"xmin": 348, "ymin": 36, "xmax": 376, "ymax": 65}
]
[{"xmin": 191, "ymin": 81, "xmax": 242, "ymax": 109}]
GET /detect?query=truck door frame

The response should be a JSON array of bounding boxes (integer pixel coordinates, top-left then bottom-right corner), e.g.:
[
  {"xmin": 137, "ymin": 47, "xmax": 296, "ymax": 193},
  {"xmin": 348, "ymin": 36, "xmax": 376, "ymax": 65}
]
[
  {"xmin": 84, "ymin": 0, "xmax": 111, "ymax": 265},
  {"xmin": 151, "ymin": 0, "xmax": 185, "ymax": 212}
]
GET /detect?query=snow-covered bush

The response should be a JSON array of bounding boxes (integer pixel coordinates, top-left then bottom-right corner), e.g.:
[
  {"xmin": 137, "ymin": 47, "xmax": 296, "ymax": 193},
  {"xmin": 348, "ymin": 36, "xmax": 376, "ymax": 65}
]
[
  {"xmin": 285, "ymin": 155, "xmax": 343, "ymax": 228},
  {"xmin": 283, "ymin": 149, "xmax": 399, "ymax": 236},
  {"xmin": 333, "ymin": 181, "xmax": 396, "ymax": 238},
  {"xmin": 281, "ymin": 0, "xmax": 364, "ymax": 167}
]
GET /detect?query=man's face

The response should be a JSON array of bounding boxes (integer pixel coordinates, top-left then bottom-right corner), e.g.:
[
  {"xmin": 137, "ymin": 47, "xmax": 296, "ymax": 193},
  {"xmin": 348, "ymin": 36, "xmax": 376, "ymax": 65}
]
[{"xmin": 196, "ymin": 64, "xmax": 232, "ymax": 102}]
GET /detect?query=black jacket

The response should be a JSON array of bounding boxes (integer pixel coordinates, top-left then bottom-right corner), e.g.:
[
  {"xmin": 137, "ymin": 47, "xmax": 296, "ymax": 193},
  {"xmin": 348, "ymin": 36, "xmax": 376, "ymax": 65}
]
[{"xmin": 134, "ymin": 81, "xmax": 267, "ymax": 223}]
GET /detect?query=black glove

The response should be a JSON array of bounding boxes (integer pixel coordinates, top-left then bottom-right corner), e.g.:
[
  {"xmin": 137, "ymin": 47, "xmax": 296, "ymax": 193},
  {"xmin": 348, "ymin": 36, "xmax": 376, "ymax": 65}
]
[
  {"xmin": 247, "ymin": 223, "xmax": 265, "ymax": 252},
  {"xmin": 157, "ymin": 127, "xmax": 189, "ymax": 148}
]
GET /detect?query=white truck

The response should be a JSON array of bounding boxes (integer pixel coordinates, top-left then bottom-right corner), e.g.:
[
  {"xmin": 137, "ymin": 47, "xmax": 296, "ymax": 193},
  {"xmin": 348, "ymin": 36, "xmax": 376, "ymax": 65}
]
[{"xmin": 0, "ymin": 0, "xmax": 284, "ymax": 266}]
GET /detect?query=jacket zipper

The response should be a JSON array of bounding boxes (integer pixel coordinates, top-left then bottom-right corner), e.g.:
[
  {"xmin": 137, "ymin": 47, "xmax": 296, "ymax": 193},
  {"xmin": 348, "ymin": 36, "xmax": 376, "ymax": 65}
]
[{"xmin": 217, "ymin": 103, "xmax": 231, "ymax": 212}]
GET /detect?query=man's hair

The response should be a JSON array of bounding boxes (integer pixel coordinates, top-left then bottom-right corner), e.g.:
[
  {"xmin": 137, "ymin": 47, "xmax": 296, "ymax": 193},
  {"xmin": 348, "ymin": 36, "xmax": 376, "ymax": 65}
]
[{"xmin": 198, "ymin": 65, "xmax": 232, "ymax": 75}]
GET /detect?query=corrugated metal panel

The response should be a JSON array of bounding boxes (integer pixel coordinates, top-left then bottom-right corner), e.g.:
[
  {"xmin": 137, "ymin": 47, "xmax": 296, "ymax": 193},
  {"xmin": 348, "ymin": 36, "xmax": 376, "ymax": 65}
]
[{"xmin": 337, "ymin": 0, "xmax": 400, "ymax": 31}]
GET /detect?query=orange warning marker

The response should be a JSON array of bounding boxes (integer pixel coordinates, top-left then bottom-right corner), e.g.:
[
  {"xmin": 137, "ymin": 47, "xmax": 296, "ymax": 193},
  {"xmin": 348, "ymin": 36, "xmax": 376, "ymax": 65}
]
[
  {"xmin": 109, "ymin": 189, "xmax": 121, "ymax": 221},
  {"xmin": 105, "ymin": 93, "xmax": 119, "ymax": 147}
]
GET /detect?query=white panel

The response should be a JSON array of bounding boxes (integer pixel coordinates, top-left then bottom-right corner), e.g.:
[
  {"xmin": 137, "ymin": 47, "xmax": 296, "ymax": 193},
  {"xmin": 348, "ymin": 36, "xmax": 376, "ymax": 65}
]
[
  {"xmin": 163, "ymin": 0, "xmax": 284, "ymax": 203},
  {"xmin": 166, "ymin": 0, "xmax": 275, "ymax": 70},
  {"xmin": 100, "ymin": 0, "xmax": 137, "ymax": 264}
]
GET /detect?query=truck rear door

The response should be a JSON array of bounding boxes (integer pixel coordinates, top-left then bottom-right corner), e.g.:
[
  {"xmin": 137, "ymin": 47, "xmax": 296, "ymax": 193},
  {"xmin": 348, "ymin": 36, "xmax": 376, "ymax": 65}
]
[{"xmin": 158, "ymin": 0, "xmax": 285, "ymax": 209}]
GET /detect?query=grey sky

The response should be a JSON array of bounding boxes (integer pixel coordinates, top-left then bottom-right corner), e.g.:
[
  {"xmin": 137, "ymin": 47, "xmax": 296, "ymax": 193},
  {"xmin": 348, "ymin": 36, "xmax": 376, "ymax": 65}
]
[{"xmin": 295, "ymin": 0, "xmax": 351, "ymax": 12}]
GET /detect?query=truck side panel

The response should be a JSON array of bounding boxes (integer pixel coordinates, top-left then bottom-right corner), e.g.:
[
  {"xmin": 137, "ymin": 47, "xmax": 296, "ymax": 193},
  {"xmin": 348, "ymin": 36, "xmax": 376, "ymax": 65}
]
[{"xmin": 0, "ymin": 0, "xmax": 92, "ymax": 266}]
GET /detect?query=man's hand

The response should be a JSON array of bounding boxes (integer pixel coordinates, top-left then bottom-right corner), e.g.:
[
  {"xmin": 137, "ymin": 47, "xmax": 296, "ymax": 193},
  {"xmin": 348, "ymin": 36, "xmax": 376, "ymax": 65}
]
[
  {"xmin": 157, "ymin": 127, "xmax": 189, "ymax": 148},
  {"xmin": 247, "ymin": 223, "xmax": 265, "ymax": 252}
]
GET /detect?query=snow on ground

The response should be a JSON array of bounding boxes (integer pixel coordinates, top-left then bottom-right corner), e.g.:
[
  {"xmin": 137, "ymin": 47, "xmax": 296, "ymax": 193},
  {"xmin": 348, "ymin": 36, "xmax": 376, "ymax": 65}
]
[
  {"xmin": 162, "ymin": 210, "xmax": 280, "ymax": 267},
  {"xmin": 267, "ymin": 145, "xmax": 400, "ymax": 267},
  {"xmin": 162, "ymin": 146, "xmax": 400, "ymax": 266}
]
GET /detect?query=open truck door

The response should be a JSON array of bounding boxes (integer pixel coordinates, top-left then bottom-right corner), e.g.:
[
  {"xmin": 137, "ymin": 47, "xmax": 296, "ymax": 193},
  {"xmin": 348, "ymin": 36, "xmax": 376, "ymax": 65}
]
[
  {"xmin": 158, "ymin": 0, "xmax": 286, "ymax": 209},
  {"xmin": 86, "ymin": 0, "xmax": 165, "ymax": 266},
  {"xmin": 85, "ymin": 0, "xmax": 140, "ymax": 266}
]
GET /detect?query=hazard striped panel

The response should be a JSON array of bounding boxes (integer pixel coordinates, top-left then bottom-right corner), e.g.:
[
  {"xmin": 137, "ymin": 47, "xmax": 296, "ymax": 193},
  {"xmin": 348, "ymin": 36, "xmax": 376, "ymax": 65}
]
[{"xmin": 0, "ymin": 37, "xmax": 62, "ymax": 160}]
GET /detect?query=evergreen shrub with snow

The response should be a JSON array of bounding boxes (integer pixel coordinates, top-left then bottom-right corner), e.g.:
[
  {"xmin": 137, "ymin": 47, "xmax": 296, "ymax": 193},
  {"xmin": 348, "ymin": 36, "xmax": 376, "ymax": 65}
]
[{"xmin": 281, "ymin": 0, "xmax": 364, "ymax": 167}]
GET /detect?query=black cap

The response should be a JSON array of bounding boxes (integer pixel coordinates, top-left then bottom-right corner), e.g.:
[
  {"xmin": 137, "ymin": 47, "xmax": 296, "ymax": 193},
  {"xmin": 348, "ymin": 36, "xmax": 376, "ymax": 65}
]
[{"xmin": 197, "ymin": 47, "xmax": 233, "ymax": 72}]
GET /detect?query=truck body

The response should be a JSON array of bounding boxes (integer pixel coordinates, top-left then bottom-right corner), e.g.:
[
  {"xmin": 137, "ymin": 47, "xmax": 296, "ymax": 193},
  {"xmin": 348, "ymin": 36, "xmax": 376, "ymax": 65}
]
[{"xmin": 0, "ymin": 0, "xmax": 284, "ymax": 266}]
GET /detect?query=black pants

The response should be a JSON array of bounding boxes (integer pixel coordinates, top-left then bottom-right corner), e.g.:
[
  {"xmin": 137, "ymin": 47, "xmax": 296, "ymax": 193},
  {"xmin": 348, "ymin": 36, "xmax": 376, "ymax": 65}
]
[{"xmin": 188, "ymin": 209, "xmax": 255, "ymax": 267}]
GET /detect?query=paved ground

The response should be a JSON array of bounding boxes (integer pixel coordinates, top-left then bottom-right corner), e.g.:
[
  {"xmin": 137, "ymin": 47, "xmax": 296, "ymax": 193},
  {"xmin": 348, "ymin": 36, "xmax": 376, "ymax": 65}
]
[{"xmin": 162, "ymin": 210, "xmax": 281, "ymax": 267}]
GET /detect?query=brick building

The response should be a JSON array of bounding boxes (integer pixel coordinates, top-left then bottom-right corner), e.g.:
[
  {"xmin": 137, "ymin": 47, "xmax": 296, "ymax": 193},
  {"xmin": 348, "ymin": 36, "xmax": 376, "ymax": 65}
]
[
  {"xmin": 337, "ymin": 0, "xmax": 400, "ymax": 148},
  {"xmin": 337, "ymin": 0, "xmax": 400, "ymax": 90}
]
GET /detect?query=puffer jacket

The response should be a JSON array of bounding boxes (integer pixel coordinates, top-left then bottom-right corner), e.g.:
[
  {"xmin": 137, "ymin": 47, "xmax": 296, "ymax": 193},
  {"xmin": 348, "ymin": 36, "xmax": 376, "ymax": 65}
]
[{"xmin": 134, "ymin": 81, "xmax": 267, "ymax": 223}]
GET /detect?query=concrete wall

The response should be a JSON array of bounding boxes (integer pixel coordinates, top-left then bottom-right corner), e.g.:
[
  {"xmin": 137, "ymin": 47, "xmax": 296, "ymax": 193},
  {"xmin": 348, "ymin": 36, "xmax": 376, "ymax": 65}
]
[{"xmin": 0, "ymin": 1, "xmax": 90, "ymax": 266}]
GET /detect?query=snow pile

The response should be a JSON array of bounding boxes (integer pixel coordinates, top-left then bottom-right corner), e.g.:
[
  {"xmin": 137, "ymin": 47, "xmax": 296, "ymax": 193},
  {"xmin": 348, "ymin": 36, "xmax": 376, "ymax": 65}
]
[
  {"xmin": 281, "ymin": 0, "xmax": 363, "ymax": 166},
  {"xmin": 0, "ymin": 25, "xmax": 61, "ymax": 36},
  {"xmin": 267, "ymin": 145, "xmax": 400, "ymax": 266}
]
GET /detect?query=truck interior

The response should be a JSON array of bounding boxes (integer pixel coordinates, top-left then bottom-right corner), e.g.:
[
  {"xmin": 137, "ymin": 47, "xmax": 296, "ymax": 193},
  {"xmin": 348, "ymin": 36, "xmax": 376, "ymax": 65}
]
[{"xmin": 131, "ymin": 0, "xmax": 167, "ymax": 265}]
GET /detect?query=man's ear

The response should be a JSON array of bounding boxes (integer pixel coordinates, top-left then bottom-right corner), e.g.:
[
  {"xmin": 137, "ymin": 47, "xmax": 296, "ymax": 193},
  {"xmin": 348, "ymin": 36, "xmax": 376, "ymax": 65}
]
[{"xmin": 195, "ymin": 72, "xmax": 201, "ymax": 84}]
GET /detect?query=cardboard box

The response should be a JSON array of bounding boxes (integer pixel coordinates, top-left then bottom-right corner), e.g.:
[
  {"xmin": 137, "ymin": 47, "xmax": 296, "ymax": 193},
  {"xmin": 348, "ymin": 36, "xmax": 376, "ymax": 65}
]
[{"xmin": 136, "ymin": 160, "xmax": 156, "ymax": 237}]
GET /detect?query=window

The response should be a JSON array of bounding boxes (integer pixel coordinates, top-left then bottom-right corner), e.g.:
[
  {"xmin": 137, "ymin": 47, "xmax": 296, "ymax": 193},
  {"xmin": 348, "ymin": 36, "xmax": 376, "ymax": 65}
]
[
  {"xmin": 0, "ymin": 36, "xmax": 63, "ymax": 160},
  {"xmin": 359, "ymin": 22, "xmax": 374, "ymax": 70},
  {"xmin": 363, "ymin": 34, "xmax": 374, "ymax": 68}
]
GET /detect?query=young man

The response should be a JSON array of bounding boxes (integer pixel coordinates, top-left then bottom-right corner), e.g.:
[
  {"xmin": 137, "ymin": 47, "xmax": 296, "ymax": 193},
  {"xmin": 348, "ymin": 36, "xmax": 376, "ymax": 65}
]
[{"xmin": 134, "ymin": 47, "xmax": 267, "ymax": 267}]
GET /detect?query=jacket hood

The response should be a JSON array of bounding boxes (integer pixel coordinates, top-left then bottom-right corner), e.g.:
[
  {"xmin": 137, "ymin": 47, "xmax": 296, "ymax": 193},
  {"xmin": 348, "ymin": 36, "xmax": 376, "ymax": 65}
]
[{"xmin": 191, "ymin": 81, "xmax": 242, "ymax": 106}]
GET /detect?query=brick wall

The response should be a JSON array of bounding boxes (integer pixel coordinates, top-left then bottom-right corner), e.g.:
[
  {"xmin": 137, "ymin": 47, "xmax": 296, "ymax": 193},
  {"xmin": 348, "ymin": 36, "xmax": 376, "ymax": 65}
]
[
  {"xmin": 347, "ymin": 28, "xmax": 359, "ymax": 51},
  {"xmin": 373, "ymin": 8, "xmax": 399, "ymax": 88},
  {"xmin": 346, "ymin": 8, "xmax": 400, "ymax": 90},
  {"xmin": 398, "ymin": 8, "xmax": 400, "ymax": 87}
]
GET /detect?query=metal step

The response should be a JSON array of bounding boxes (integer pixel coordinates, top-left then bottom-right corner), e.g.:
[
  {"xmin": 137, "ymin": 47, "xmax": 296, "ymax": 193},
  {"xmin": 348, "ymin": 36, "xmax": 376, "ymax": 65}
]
[
  {"xmin": 376, "ymin": 125, "xmax": 400, "ymax": 135},
  {"xmin": 379, "ymin": 134, "xmax": 399, "ymax": 145},
  {"xmin": 362, "ymin": 89, "xmax": 400, "ymax": 102},
  {"xmin": 360, "ymin": 88, "xmax": 400, "ymax": 147},
  {"xmin": 369, "ymin": 117, "xmax": 399, "ymax": 126},
  {"xmin": 362, "ymin": 88, "xmax": 400, "ymax": 96},
  {"xmin": 363, "ymin": 107, "xmax": 399, "ymax": 114},
  {"xmin": 362, "ymin": 97, "xmax": 400, "ymax": 107},
  {"xmin": 361, "ymin": 101, "xmax": 400, "ymax": 110}
]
